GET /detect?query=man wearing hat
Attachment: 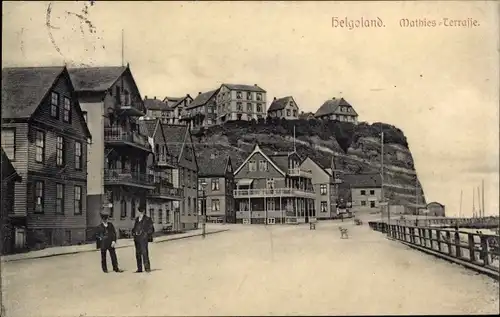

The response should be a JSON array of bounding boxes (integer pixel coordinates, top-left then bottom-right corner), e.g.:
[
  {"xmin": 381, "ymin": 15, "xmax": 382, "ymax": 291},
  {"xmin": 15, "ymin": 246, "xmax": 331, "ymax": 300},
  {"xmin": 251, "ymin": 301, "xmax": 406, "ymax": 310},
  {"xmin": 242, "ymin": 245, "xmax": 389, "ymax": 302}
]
[
  {"xmin": 95, "ymin": 210, "xmax": 123, "ymax": 273},
  {"xmin": 132, "ymin": 206, "xmax": 155, "ymax": 273}
]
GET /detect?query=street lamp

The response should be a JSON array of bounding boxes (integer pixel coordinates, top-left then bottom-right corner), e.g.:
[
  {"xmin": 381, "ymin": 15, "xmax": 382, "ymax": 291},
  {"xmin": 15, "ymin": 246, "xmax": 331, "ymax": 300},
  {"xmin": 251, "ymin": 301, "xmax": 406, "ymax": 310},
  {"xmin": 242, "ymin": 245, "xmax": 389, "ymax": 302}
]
[{"xmin": 200, "ymin": 182, "xmax": 207, "ymax": 239}]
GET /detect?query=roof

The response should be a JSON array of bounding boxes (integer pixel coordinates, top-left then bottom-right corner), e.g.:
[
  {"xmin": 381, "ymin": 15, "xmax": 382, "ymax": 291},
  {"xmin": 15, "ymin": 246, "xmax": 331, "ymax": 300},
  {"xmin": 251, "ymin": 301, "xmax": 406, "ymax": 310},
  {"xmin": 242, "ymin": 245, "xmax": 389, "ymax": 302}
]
[
  {"xmin": 144, "ymin": 98, "xmax": 170, "ymax": 111},
  {"xmin": 168, "ymin": 95, "xmax": 192, "ymax": 109},
  {"xmin": 161, "ymin": 124, "xmax": 188, "ymax": 160},
  {"xmin": 222, "ymin": 83, "xmax": 266, "ymax": 93},
  {"xmin": 197, "ymin": 155, "xmax": 231, "ymax": 177},
  {"xmin": 139, "ymin": 119, "xmax": 159, "ymax": 138},
  {"xmin": 427, "ymin": 202, "xmax": 445, "ymax": 208},
  {"xmin": 2, "ymin": 66, "xmax": 66, "ymax": 119},
  {"xmin": 268, "ymin": 96, "xmax": 294, "ymax": 112},
  {"xmin": 1, "ymin": 147, "xmax": 21, "ymax": 182},
  {"xmin": 314, "ymin": 97, "xmax": 358, "ymax": 117},
  {"xmin": 186, "ymin": 89, "xmax": 219, "ymax": 110},
  {"xmin": 68, "ymin": 66, "xmax": 126, "ymax": 92},
  {"xmin": 234, "ymin": 144, "xmax": 287, "ymax": 177},
  {"xmin": 343, "ymin": 173, "xmax": 382, "ymax": 188}
]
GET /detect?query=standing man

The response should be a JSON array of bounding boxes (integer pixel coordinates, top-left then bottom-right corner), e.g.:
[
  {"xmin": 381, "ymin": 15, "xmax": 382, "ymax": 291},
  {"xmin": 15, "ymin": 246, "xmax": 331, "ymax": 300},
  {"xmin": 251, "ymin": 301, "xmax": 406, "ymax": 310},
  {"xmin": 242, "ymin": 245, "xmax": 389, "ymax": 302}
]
[
  {"xmin": 132, "ymin": 207, "xmax": 155, "ymax": 273},
  {"xmin": 95, "ymin": 210, "xmax": 123, "ymax": 273}
]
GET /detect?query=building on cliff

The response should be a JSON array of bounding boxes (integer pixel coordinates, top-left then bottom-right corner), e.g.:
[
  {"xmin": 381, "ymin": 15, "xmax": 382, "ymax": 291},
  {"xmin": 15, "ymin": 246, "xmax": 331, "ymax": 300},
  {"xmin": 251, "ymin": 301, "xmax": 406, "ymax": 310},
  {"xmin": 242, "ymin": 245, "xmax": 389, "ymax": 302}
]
[
  {"xmin": 343, "ymin": 173, "xmax": 382, "ymax": 213},
  {"xmin": 267, "ymin": 96, "xmax": 300, "ymax": 120},
  {"xmin": 160, "ymin": 95, "xmax": 193, "ymax": 125},
  {"xmin": 1, "ymin": 146, "xmax": 22, "ymax": 254},
  {"xmin": 139, "ymin": 118, "xmax": 184, "ymax": 233},
  {"xmin": 180, "ymin": 89, "xmax": 220, "ymax": 131},
  {"xmin": 2, "ymin": 66, "xmax": 92, "ymax": 248},
  {"xmin": 144, "ymin": 96, "xmax": 172, "ymax": 124},
  {"xmin": 215, "ymin": 84, "xmax": 267, "ymax": 123},
  {"xmin": 160, "ymin": 124, "xmax": 199, "ymax": 230},
  {"xmin": 315, "ymin": 97, "xmax": 359, "ymax": 124},
  {"xmin": 197, "ymin": 153, "xmax": 236, "ymax": 224},
  {"xmin": 233, "ymin": 144, "xmax": 315, "ymax": 224},
  {"xmin": 68, "ymin": 65, "xmax": 155, "ymax": 237}
]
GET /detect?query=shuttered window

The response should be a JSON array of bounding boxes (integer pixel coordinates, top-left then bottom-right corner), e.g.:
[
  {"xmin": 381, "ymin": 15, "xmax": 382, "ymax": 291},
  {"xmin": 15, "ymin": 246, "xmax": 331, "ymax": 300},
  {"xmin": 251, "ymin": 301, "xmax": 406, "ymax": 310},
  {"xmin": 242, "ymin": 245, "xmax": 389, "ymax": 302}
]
[
  {"xmin": 56, "ymin": 183, "xmax": 64, "ymax": 214},
  {"xmin": 1, "ymin": 128, "xmax": 15, "ymax": 160}
]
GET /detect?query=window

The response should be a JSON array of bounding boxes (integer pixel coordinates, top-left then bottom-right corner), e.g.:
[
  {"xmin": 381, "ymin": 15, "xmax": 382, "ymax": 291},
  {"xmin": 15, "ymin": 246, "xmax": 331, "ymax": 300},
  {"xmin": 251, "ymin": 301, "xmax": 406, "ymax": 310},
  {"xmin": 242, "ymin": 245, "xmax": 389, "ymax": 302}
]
[
  {"xmin": 256, "ymin": 104, "xmax": 262, "ymax": 112},
  {"xmin": 56, "ymin": 183, "xmax": 64, "ymax": 214},
  {"xmin": 286, "ymin": 109, "xmax": 291, "ymax": 116},
  {"xmin": 1, "ymin": 128, "xmax": 15, "ymax": 160},
  {"xmin": 120, "ymin": 199, "xmax": 127, "ymax": 218},
  {"xmin": 293, "ymin": 109, "xmax": 297, "ymax": 117},
  {"xmin": 277, "ymin": 110, "xmax": 282, "ymax": 117},
  {"xmin": 361, "ymin": 201, "xmax": 367, "ymax": 206},
  {"xmin": 360, "ymin": 190, "xmax": 366, "ymax": 195},
  {"xmin": 106, "ymin": 190, "xmax": 114, "ymax": 217},
  {"xmin": 63, "ymin": 97, "xmax": 71, "ymax": 123},
  {"xmin": 56, "ymin": 136, "xmax": 65, "ymax": 166},
  {"xmin": 236, "ymin": 91, "xmax": 242, "ymax": 99},
  {"xmin": 198, "ymin": 179, "xmax": 206, "ymax": 191},
  {"xmin": 74, "ymin": 186, "xmax": 82, "ymax": 215},
  {"xmin": 158, "ymin": 209, "xmax": 163, "ymax": 224},
  {"xmin": 258, "ymin": 160, "xmax": 268, "ymax": 171},
  {"xmin": 370, "ymin": 201, "xmax": 376, "ymax": 208},
  {"xmin": 248, "ymin": 160, "xmax": 256, "ymax": 172},
  {"xmin": 320, "ymin": 184, "xmax": 327, "ymax": 195},
  {"xmin": 211, "ymin": 178, "xmax": 220, "ymax": 191},
  {"xmin": 256, "ymin": 93, "xmax": 262, "ymax": 101},
  {"xmin": 247, "ymin": 92, "xmax": 252, "ymax": 100},
  {"xmin": 267, "ymin": 199, "xmax": 275, "ymax": 211},
  {"xmin": 370, "ymin": 190, "xmax": 375, "ymax": 195},
  {"xmin": 75, "ymin": 141, "xmax": 82, "ymax": 170},
  {"xmin": 187, "ymin": 197, "xmax": 191, "ymax": 215},
  {"xmin": 131, "ymin": 200, "xmax": 136, "ymax": 219},
  {"xmin": 150, "ymin": 208, "xmax": 155, "ymax": 221},
  {"xmin": 321, "ymin": 201, "xmax": 328, "ymax": 212},
  {"xmin": 51, "ymin": 92, "xmax": 59, "ymax": 118},
  {"xmin": 35, "ymin": 130, "xmax": 45, "ymax": 163},
  {"xmin": 212, "ymin": 199, "xmax": 220, "ymax": 211},
  {"xmin": 247, "ymin": 103, "xmax": 252, "ymax": 112},
  {"xmin": 34, "ymin": 181, "xmax": 44, "ymax": 213}
]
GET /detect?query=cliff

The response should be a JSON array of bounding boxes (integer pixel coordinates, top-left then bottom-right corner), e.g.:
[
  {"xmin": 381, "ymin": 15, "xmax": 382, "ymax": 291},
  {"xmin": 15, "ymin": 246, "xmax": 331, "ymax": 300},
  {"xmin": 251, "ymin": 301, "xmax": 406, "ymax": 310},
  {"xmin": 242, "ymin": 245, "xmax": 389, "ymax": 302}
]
[{"xmin": 191, "ymin": 117, "xmax": 426, "ymax": 208}]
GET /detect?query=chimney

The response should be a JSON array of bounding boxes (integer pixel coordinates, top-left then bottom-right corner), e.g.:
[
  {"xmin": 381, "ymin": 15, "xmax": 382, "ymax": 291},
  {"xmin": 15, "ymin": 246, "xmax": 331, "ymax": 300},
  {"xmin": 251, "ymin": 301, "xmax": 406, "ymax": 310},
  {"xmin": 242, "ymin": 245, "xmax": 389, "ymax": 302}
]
[
  {"xmin": 274, "ymin": 97, "xmax": 277, "ymax": 101},
  {"xmin": 254, "ymin": 84, "xmax": 258, "ymax": 86},
  {"xmin": 199, "ymin": 92, "xmax": 202, "ymax": 95},
  {"xmin": 145, "ymin": 95, "xmax": 148, "ymax": 99},
  {"xmin": 210, "ymin": 153, "xmax": 216, "ymax": 159},
  {"xmin": 154, "ymin": 96, "xmax": 156, "ymax": 100}
]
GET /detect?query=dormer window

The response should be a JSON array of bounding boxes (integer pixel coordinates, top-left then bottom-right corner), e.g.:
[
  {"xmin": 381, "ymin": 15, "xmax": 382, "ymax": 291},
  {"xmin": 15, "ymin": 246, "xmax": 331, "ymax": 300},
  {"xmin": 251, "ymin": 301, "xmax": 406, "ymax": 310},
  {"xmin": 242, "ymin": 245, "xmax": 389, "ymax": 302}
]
[
  {"xmin": 51, "ymin": 92, "xmax": 60, "ymax": 118},
  {"xmin": 236, "ymin": 91, "xmax": 242, "ymax": 99}
]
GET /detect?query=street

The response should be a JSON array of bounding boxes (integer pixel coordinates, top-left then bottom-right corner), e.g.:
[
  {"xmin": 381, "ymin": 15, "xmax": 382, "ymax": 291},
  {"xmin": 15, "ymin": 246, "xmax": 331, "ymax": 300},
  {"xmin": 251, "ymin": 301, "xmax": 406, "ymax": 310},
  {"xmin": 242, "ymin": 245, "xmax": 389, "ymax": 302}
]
[{"xmin": 2, "ymin": 220, "xmax": 499, "ymax": 316}]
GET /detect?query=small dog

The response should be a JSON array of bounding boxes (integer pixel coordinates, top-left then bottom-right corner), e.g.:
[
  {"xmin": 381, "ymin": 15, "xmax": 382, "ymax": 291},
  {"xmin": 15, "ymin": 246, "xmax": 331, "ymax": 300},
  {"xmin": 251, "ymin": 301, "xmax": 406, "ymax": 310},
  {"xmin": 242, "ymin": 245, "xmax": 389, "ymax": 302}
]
[{"xmin": 339, "ymin": 226, "xmax": 349, "ymax": 239}]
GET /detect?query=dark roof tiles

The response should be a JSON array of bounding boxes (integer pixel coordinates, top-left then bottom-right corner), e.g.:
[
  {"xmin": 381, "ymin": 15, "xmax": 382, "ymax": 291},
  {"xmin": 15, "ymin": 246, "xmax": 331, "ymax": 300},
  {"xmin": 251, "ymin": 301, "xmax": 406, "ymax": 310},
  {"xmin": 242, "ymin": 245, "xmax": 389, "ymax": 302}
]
[
  {"xmin": 315, "ymin": 97, "xmax": 358, "ymax": 117},
  {"xmin": 268, "ymin": 96, "xmax": 293, "ymax": 112},
  {"xmin": 186, "ymin": 89, "xmax": 219, "ymax": 110},
  {"xmin": 197, "ymin": 155, "xmax": 230, "ymax": 177},
  {"xmin": 222, "ymin": 83, "xmax": 266, "ymax": 93},
  {"xmin": 144, "ymin": 98, "xmax": 170, "ymax": 111},
  {"xmin": 343, "ymin": 173, "xmax": 382, "ymax": 188},
  {"xmin": 68, "ymin": 66, "xmax": 126, "ymax": 91}
]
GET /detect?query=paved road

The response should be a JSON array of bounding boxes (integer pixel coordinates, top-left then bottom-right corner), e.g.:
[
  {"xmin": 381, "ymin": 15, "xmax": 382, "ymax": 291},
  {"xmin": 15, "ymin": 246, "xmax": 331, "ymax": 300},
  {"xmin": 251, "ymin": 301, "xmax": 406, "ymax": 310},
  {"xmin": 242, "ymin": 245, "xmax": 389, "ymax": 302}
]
[{"xmin": 2, "ymin": 221, "xmax": 499, "ymax": 316}]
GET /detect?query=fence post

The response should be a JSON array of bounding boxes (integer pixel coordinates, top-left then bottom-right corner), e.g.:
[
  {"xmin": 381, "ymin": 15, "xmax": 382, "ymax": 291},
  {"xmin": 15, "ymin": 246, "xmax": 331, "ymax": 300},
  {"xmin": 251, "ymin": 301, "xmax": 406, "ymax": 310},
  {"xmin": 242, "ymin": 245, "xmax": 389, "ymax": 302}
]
[
  {"xmin": 480, "ymin": 235, "xmax": 490, "ymax": 266},
  {"xmin": 446, "ymin": 231, "xmax": 452, "ymax": 255},
  {"xmin": 412, "ymin": 227, "xmax": 416, "ymax": 244},
  {"xmin": 468, "ymin": 233, "xmax": 476, "ymax": 262},
  {"xmin": 455, "ymin": 231, "xmax": 462, "ymax": 258},
  {"xmin": 436, "ymin": 229, "xmax": 441, "ymax": 252}
]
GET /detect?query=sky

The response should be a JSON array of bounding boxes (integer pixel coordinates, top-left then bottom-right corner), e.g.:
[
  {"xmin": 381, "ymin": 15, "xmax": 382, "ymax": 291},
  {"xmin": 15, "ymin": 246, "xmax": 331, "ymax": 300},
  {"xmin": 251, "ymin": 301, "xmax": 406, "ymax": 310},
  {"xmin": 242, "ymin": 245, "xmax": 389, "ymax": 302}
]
[{"xmin": 2, "ymin": 1, "xmax": 499, "ymax": 217}]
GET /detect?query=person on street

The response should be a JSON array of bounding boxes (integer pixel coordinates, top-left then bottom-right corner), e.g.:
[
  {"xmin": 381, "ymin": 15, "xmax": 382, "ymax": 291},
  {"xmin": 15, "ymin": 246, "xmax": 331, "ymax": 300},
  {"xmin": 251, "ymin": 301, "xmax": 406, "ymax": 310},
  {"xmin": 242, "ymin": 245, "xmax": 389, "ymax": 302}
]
[
  {"xmin": 132, "ymin": 207, "xmax": 155, "ymax": 273},
  {"xmin": 95, "ymin": 210, "xmax": 123, "ymax": 273}
]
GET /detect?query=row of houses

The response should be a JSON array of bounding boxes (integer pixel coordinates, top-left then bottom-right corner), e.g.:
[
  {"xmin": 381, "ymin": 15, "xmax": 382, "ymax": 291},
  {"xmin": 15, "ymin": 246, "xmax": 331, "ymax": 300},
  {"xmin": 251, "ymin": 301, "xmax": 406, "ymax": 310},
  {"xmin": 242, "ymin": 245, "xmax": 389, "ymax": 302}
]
[{"xmin": 144, "ymin": 85, "xmax": 359, "ymax": 131}]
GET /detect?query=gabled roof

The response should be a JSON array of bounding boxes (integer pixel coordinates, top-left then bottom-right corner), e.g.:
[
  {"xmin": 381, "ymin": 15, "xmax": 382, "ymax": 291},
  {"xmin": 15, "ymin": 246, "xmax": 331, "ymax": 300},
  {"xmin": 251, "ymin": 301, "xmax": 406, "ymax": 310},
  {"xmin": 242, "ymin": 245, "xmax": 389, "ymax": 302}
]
[
  {"xmin": 186, "ymin": 89, "xmax": 219, "ymax": 110},
  {"xmin": 139, "ymin": 118, "xmax": 160, "ymax": 138},
  {"xmin": 343, "ymin": 173, "xmax": 382, "ymax": 188},
  {"xmin": 68, "ymin": 66, "xmax": 127, "ymax": 92},
  {"xmin": 144, "ymin": 98, "xmax": 170, "ymax": 111},
  {"xmin": 234, "ymin": 144, "xmax": 287, "ymax": 176},
  {"xmin": 1, "ymin": 147, "xmax": 21, "ymax": 183},
  {"xmin": 161, "ymin": 124, "xmax": 189, "ymax": 161},
  {"xmin": 301, "ymin": 157, "xmax": 331, "ymax": 177},
  {"xmin": 198, "ymin": 155, "xmax": 232, "ymax": 177},
  {"xmin": 268, "ymin": 96, "xmax": 297, "ymax": 112},
  {"xmin": 2, "ymin": 66, "xmax": 66, "ymax": 119},
  {"xmin": 169, "ymin": 95, "xmax": 193, "ymax": 109},
  {"xmin": 315, "ymin": 97, "xmax": 358, "ymax": 117},
  {"xmin": 221, "ymin": 83, "xmax": 266, "ymax": 93}
]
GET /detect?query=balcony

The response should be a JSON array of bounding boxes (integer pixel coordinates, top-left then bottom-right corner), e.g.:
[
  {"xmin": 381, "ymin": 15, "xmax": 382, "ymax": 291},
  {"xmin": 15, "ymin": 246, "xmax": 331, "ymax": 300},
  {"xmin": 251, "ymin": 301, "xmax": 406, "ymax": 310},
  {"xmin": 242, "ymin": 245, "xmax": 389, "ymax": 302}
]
[
  {"xmin": 233, "ymin": 188, "xmax": 315, "ymax": 198},
  {"xmin": 148, "ymin": 182, "xmax": 183, "ymax": 200},
  {"xmin": 289, "ymin": 168, "xmax": 313, "ymax": 178},
  {"xmin": 104, "ymin": 169, "xmax": 155, "ymax": 189},
  {"xmin": 104, "ymin": 127, "xmax": 152, "ymax": 152},
  {"xmin": 155, "ymin": 154, "xmax": 177, "ymax": 169},
  {"xmin": 115, "ymin": 96, "xmax": 146, "ymax": 117}
]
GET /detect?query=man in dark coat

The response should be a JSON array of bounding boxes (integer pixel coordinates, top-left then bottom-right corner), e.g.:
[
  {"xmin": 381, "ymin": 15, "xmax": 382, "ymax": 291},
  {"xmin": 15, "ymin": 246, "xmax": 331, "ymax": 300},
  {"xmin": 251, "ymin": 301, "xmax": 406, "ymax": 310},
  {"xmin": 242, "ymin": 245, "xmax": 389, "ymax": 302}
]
[
  {"xmin": 95, "ymin": 211, "xmax": 123, "ymax": 273},
  {"xmin": 132, "ymin": 207, "xmax": 155, "ymax": 273}
]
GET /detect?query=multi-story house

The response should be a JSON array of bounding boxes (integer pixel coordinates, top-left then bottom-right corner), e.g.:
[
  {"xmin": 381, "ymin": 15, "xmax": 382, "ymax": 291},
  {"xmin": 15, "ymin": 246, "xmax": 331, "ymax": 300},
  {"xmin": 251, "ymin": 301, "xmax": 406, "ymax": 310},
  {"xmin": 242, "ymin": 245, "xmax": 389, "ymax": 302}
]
[
  {"xmin": 343, "ymin": 173, "xmax": 382, "ymax": 213},
  {"xmin": 216, "ymin": 84, "xmax": 267, "ymax": 123},
  {"xmin": 298, "ymin": 111, "xmax": 315, "ymax": 120},
  {"xmin": 161, "ymin": 124, "xmax": 199, "ymax": 230},
  {"xmin": 299, "ymin": 157, "xmax": 343, "ymax": 220},
  {"xmin": 197, "ymin": 154, "xmax": 235, "ymax": 224},
  {"xmin": 139, "ymin": 118, "xmax": 184, "ymax": 232},
  {"xmin": 181, "ymin": 89, "xmax": 219, "ymax": 130},
  {"xmin": 315, "ymin": 97, "xmax": 359, "ymax": 124},
  {"xmin": 267, "ymin": 96, "xmax": 300, "ymax": 120},
  {"xmin": 69, "ymin": 65, "xmax": 155, "ymax": 236},
  {"xmin": 162, "ymin": 95, "xmax": 193, "ymax": 125},
  {"xmin": 2, "ymin": 66, "xmax": 91, "ymax": 248},
  {"xmin": 1, "ymin": 147, "xmax": 22, "ymax": 254},
  {"xmin": 144, "ymin": 96, "xmax": 171, "ymax": 124},
  {"xmin": 233, "ymin": 144, "xmax": 315, "ymax": 224}
]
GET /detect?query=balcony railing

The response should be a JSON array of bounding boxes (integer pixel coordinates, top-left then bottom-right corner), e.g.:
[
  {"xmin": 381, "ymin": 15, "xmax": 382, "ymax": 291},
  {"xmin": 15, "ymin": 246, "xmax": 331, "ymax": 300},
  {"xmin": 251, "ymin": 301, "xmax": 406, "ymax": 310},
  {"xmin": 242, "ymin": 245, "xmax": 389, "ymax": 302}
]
[
  {"xmin": 115, "ymin": 97, "xmax": 146, "ymax": 116},
  {"xmin": 148, "ymin": 182, "xmax": 183, "ymax": 200},
  {"xmin": 104, "ymin": 169, "xmax": 155, "ymax": 187},
  {"xmin": 234, "ymin": 188, "xmax": 315, "ymax": 198},
  {"xmin": 155, "ymin": 154, "xmax": 177, "ymax": 168},
  {"xmin": 104, "ymin": 127, "xmax": 152, "ymax": 151},
  {"xmin": 288, "ymin": 167, "xmax": 313, "ymax": 178}
]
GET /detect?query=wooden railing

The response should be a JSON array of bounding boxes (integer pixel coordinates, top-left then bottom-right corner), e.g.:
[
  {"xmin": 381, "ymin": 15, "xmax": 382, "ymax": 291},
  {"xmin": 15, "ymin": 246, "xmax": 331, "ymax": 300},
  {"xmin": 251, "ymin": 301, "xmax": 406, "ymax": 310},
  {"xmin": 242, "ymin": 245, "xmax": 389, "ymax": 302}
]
[
  {"xmin": 148, "ymin": 183, "xmax": 183, "ymax": 199},
  {"xmin": 288, "ymin": 168, "xmax": 313, "ymax": 178},
  {"xmin": 104, "ymin": 169, "xmax": 154, "ymax": 186},
  {"xmin": 233, "ymin": 188, "xmax": 314, "ymax": 197},
  {"xmin": 104, "ymin": 127, "xmax": 151, "ymax": 150},
  {"xmin": 396, "ymin": 216, "xmax": 500, "ymax": 228},
  {"xmin": 368, "ymin": 221, "xmax": 500, "ymax": 275}
]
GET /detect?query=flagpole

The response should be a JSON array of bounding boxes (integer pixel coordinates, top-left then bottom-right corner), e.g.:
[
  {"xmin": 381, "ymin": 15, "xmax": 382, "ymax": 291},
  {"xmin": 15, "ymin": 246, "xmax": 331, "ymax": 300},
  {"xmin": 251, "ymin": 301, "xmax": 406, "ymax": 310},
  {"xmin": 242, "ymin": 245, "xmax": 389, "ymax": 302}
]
[
  {"xmin": 459, "ymin": 189, "xmax": 463, "ymax": 218},
  {"xmin": 481, "ymin": 179, "xmax": 485, "ymax": 217}
]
